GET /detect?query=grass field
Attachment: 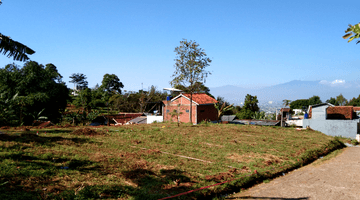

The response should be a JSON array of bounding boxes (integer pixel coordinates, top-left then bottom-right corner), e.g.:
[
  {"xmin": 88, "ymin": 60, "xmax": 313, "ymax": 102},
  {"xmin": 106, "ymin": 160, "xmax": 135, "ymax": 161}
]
[{"xmin": 0, "ymin": 122, "xmax": 345, "ymax": 199}]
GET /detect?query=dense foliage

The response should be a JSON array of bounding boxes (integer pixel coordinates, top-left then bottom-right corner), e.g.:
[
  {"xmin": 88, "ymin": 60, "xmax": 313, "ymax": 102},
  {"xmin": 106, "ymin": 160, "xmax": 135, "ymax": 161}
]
[
  {"xmin": 0, "ymin": 61, "xmax": 69, "ymax": 125},
  {"xmin": 347, "ymin": 95, "xmax": 360, "ymax": 106},
  {"xmin": 235, "ymin": 94, "xmax": 259, "ymax": 119},
  {"xmin": 290, "ymin": 95, "xmax": 322, "ymax": 110},
  {"xmin": 290, "ymin": 99, "xmax": 309, "ymax": 109}
]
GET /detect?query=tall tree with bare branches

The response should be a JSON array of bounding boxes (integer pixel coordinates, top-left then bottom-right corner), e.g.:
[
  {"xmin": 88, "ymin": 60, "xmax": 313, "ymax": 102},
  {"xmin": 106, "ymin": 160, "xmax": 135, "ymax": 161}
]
[{"xmin": 170, "ymin": 39, "xmax": 212, "ymax": 123}]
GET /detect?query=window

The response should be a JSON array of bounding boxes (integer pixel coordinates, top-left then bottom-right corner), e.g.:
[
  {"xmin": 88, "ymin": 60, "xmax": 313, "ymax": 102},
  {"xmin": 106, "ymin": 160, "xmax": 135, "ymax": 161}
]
[
  {"xmin": 186, "ymin": 109, "xmax": 189, "ymax": 113},
  {"xmin": 166, "ymin": 109, "xmax": 169, "ymax": 113}
]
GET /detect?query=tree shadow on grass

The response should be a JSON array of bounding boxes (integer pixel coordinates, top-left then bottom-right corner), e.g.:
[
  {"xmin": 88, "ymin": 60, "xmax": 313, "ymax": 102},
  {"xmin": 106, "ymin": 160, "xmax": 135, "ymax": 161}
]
[
  {"xmin": 33, "ymin": 129, "xmax": 73, "ymax": 134},
  {"xmin": 0, "ymin": 153, "xmax": 200, "ymax": 200},
  {"xmin": 0, "ymin": 152, "xmax": 102, "ymax": 199},
  {"xmin": 0, "ymin": 133, "xmax": 91, "ymax": 146},
  {"xmin": 118, "ymin": 168, "xmax": 199, "ymax": 200}
]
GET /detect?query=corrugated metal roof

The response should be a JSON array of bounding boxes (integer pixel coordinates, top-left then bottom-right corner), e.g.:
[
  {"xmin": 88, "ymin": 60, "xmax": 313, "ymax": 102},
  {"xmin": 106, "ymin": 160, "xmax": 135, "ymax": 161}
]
[
  {"xmin": 221, "ymin": 115, "xmax": 237, "ymax": 122},
  {"xmin": 128, "ymin": 116, "xmax": 147, "ymax": 124},
  {"xmin": 230, "ymin": 120, "xmax": 280, "ymax": 126}
]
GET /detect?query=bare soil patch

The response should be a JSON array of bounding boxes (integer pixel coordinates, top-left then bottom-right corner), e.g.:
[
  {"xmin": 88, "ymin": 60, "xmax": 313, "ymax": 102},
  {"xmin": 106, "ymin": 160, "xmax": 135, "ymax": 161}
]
[{"xmin": 72, "ymin": 128, "xmax": 105, "ymax": 136}]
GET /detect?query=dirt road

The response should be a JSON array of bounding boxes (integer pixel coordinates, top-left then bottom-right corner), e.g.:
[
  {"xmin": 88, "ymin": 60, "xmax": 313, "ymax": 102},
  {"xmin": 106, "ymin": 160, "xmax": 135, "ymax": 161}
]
[{"xmin": 227, "ymin": 147, "xmax": 360, "ymax": 200}]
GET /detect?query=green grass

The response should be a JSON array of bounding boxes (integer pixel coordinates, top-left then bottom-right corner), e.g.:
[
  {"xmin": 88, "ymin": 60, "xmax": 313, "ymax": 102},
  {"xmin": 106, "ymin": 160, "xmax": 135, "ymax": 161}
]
[{"xmin": 0, "ymin": 123, "xmax": 345, "ymax": 199}]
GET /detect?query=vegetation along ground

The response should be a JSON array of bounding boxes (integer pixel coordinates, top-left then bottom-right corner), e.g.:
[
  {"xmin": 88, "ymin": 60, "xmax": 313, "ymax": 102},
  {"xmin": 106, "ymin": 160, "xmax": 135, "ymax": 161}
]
[{"xmin": 0, "ymin": 122, "xmax": 345, "ymax": 200}]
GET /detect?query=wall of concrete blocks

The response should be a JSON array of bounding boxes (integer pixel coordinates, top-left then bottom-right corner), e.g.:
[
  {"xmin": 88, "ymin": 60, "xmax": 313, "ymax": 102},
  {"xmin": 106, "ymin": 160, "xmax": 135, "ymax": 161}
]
[{"xmin": 303, "ymin": 119, "xmax": 360, "ymax": 138}]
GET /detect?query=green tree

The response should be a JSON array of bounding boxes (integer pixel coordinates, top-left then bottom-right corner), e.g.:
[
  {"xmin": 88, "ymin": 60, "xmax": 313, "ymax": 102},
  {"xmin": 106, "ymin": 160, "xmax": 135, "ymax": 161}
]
[
  {"xmin": 170, "ymin": 39, "xmax": 212, "ymax": 123},
  {"xmin": 69, "ymin": 73, "xmax": 88, "ymax": 91},
  {"xmin": 0, "ymin": 61, "xmax": 69, "ymax": 124},
  {"xmin": 308, "ymin": 95, "xmax": 322, "ymax": 105},
  {"xmin": 235, "ymin": 94, "xmax": 259, "ymax": 119},
  {"xmin": 236, "ymin": 109, "xmax": 254, "ymax": 120},
  {"xmin": 290, "ymin": 99, "xmax": 310, "ymax": 109},
  {"xmin": 0, "ymin": 2, "xmax": 35, "ymax": 61},
  {"xmin": 343, "ymin": 23, "xmax": 360, "ymax": 44},
  {"xmin": 252, "ymin": 111, "xmax": 266, "ymax": 120},
  {"xmin": 347, "ymin": 95, "xmax": 360, "ymax": 106},
  {"xmin": 100, "ymin": 74, "xmax": 124, "ymax": 94},
  {"xmin": 174, "ymin": 82, "xmax": 213, "ymax": 97},
  {"xmin": 243, "ymin": 94, "xmax": 259, "ymax": 112},
  {"xmin": 336, "ymin": 94, "xmax": 347, "ymax": 106},
  {"xmin": 326, "ymin": 97, "xmax": 339, "ymax": 106},
  {"xmin": 282, "ymin": 99, "xmax": 291, "ymax": 107},
  {"xmin": 170, "ymin": 104, "xmax": 183, "ymax": 127},
  {"xmin": 73, "ymin": 88, "xmax": 93, "ymax": 111}
]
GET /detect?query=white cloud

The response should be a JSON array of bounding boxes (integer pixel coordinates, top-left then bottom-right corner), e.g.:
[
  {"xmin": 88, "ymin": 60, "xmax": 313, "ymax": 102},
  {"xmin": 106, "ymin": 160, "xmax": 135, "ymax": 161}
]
[
  {"xmin": 319, "ymin": 79, "xmax": 346, "ymax": 87},
  {"xmin": 331, "ymin": 79, "xmax": 345, "ymax": 85},
  {"xmin": 319, "ymin": 80, "xmax": 329, "ymax": 85}
]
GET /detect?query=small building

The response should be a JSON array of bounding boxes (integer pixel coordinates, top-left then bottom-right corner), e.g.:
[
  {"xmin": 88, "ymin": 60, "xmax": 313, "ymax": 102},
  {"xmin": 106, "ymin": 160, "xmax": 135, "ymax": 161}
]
[
  {"xmin": 280, "ymin": 108, "xmax": 291, "ymax": 120},
  {"xmin": 292, "ymin": 109, "xmax": 303, "ymax": 115},
  {"xmin": 303, "ymin": 103, "xmax": 360, "ymax": 139},
  {"xmin": 162, "ymin": 93, "xmax": 218, "ymax": 124}
]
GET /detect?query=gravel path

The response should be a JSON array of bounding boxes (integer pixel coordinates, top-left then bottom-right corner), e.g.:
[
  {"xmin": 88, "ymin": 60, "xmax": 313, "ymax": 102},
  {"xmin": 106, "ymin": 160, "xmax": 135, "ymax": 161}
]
[{"xmin": 227, "ymin": 146, "xmax": 360, "ymax": 200}]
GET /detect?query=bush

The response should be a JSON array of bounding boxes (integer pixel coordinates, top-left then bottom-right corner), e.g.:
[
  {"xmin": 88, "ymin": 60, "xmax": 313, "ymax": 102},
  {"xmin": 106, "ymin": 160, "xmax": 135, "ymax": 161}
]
[
  {"xmin": 236, "ymin": 109, "xmax": 254, "ymax": 119},
  {"xmin": 351, "ymin": 139, "xmax": 359, "ymax": 146}
]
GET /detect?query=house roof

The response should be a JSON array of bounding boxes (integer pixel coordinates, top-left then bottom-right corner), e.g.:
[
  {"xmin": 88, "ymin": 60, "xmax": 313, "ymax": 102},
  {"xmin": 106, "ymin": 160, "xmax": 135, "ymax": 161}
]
[
  {"xmin": 327, "ymin": 106, "xmax": 354, "ymax": 120},
  {"xmin": 172, "ymin": 93, "xmax": 217, "ymax": 105},
  {"xmin": 280, "ymin": 108, "xmax": 290, "ymax": 112},
  {"xmin": 353, "ymin": 107, "xmax": 360, "ymax": 111},
  {"xmin": 307, "ymin": 103, "xmax": 334, "ymax": 115},
  {"xmin": 310, "ymin": 103, "xmax": 334, "ymax": 108}
]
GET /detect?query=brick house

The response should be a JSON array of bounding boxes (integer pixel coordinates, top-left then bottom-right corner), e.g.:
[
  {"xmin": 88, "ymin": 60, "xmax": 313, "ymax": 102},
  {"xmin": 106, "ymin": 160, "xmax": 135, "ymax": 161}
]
[{"xmin": 162, "ymin": 93, "xmax": 218, "ymax": 124}]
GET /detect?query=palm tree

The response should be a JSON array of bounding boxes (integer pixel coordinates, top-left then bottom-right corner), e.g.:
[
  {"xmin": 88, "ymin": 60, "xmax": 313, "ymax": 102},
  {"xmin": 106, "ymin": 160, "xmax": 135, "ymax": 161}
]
[{"xmin": 282, "ymin": 99, "xmax": 291, "ymax": 108}]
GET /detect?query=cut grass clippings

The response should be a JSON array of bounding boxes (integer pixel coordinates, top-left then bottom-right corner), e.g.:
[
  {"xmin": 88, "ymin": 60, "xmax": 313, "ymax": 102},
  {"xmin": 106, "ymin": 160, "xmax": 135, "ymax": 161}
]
[{"xmin": 0, "ymin": 123, "xmax": 345, "ymax": 199}]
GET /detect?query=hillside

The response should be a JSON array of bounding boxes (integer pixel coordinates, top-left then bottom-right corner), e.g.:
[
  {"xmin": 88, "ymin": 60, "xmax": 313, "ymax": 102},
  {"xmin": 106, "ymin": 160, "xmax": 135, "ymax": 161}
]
[{"xmin": 210, "ymin": 80, "xmax": 360, "ymax": 105}]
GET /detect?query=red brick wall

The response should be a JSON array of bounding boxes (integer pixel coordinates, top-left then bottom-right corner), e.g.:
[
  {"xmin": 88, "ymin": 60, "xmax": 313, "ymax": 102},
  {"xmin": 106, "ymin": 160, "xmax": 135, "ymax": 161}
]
[
  {"xmin": 163, "ymin": 96, "xmax": 217, "ymax": 124},
  {"xmin": 163, "ymin": 96, "xmax": 197, "ymax": 124}
]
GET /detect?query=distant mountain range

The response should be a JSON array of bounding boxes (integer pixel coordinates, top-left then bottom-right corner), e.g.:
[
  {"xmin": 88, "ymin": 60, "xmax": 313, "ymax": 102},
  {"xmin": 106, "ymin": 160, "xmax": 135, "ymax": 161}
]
[{"xmin": 210, "ymin": 80, "xmax": 360, "ymax": 105}]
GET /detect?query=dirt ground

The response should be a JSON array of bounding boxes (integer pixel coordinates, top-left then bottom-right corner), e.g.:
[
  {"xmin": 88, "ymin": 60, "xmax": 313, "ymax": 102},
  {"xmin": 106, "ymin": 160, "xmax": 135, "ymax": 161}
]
[{"xmin": 227, "ymin": 146, "xmax": 360, "ymax": 200}]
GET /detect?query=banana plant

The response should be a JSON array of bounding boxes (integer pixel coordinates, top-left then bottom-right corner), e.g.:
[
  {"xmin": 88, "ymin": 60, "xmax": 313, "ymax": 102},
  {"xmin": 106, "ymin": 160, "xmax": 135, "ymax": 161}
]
[
  {"xmin": 214, "ymin": 102, "xmax": 234, "ymax": 123},
  {"xmin": 0, "ymin": 93, "xmax": 19, "ymax": 126},
  {"xmin": 31, "ymin": 108, "xmax": 48, "ymax": 125}
]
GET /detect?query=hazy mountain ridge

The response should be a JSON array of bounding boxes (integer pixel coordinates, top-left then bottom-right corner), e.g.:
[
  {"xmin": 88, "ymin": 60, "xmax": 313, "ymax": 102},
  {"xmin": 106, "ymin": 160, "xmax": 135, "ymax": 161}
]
[{"xmin": 210, "ymin": 80, "xmax": 360, "ymax": 105}]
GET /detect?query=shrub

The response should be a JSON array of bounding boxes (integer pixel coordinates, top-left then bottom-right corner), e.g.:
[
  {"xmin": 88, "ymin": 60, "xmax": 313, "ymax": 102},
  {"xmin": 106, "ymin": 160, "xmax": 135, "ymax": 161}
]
[{"xmin": 351, "ymin": 139, "xmax": 359, "ymax": 146}]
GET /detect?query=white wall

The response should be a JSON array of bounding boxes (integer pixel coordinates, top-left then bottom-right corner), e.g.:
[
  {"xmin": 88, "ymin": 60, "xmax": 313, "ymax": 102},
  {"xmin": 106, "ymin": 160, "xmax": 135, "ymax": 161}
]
[
  {"xmin": 286, "ymin": 119, "xmax": 303, "ymax": 127},
  {"xmin": 147, "ymin": 116, "xmax": 163, "ymax": 124}
]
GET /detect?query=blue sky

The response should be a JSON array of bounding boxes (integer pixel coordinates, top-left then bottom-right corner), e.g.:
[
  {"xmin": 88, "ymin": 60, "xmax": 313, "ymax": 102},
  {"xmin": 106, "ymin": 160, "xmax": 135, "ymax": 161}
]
[{"xmin": 1, "ymin": 0, "xmax": 360, "ymax": 92}]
